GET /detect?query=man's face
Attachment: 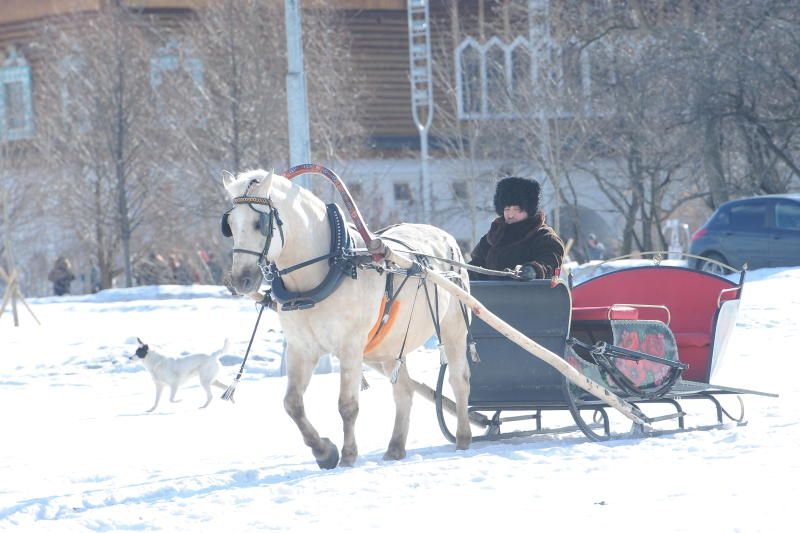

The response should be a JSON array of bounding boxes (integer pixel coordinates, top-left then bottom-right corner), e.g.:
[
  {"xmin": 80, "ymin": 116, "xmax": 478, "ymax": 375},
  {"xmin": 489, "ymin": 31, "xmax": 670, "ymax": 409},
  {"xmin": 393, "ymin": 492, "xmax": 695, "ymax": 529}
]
[{"xmin": 503, "ymin": 205, "xmax": 529, "ymax": 224}]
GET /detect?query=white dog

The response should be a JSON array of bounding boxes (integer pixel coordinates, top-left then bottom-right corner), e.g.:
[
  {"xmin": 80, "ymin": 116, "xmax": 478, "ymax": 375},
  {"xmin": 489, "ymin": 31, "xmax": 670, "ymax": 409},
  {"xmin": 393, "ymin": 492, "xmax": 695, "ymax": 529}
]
[{"xmin": 131, "ymin": 338, "xmax": 233, "ymax": 412}]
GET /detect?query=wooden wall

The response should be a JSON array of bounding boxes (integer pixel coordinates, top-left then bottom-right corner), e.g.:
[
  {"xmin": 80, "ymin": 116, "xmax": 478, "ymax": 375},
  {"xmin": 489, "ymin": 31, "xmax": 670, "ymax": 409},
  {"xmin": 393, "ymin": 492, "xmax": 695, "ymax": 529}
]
[
  {"xmin": 0, "ymin": 0, "xmax": 420, "ymax": 145},
  {"xmin": 346, "ymin": 9, "xmax": 416, "ymax": 140}
]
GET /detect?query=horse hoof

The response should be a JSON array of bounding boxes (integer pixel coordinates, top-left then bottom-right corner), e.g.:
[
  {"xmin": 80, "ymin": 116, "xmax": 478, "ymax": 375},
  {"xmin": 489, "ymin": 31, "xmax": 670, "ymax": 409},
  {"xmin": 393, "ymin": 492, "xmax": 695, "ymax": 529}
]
[
  {"xmin": 382, "ymin": 448, "xmax": 406, "ymax": 461},
  {"xmin": 315, "ymin": 438, "xmax": 340, "ymax": 470},
  {"xmin": 339, "ymin": 454, "xmax": 357, "ymax": 468}
]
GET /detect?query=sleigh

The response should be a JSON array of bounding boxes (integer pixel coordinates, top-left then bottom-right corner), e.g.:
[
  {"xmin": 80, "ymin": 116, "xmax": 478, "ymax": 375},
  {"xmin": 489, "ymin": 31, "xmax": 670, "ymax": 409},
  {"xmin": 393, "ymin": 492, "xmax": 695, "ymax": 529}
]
[{"xmin": 434, "ymin": 263, "xmax": 777, "ymax": 442}]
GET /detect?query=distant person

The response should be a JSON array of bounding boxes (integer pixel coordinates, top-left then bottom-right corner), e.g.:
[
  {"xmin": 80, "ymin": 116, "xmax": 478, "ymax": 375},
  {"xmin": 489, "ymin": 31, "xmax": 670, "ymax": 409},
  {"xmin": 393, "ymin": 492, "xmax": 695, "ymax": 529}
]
[
  {"xmin": 90, "ymin": 262, "xmax": 102, "ymax": 293},
  {"xmin": 134, "ymin": 252, "xmax": 169, "ymax": 286},
  {"xmin": 169, "ymin": 254, "xmax": 194, "ymax": 285},
  {"xmin": 586, "ymin": 233, "xmax": 606, "ymax": 261},
  {"xmin": 468, "ymin": 176, "xmax": 565, "ymax": 281},
  {"xmin": 200, "ymin": 250, "xmax": 223, "ymax": 285},
  {"xmin": 48, "ymin": 256, "xmax": 76, "ymax": 296}
]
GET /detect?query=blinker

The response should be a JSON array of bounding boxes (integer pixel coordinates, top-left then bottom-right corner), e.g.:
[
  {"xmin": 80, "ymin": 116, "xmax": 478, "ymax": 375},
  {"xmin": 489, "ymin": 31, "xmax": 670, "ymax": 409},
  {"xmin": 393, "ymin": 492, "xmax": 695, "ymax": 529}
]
[
  {"xmin": 221, "ymin": 209, "xmax": 270, "ymax": 238},
  {"xmin": 221, "ymin": 211, "xmax": 232, "ymax": 238}
]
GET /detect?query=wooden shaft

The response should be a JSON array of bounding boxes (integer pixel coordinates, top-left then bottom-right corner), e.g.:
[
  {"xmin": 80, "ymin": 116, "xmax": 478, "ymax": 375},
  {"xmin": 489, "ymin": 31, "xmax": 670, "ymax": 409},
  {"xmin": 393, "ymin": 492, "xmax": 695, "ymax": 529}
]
[
  {"xmin": 409, "ymin": 378, "xmax": 489, "ymax": 428},
  {"xmin": 381, "ymin": 245, "xmax": 653, "ymax": 430}
]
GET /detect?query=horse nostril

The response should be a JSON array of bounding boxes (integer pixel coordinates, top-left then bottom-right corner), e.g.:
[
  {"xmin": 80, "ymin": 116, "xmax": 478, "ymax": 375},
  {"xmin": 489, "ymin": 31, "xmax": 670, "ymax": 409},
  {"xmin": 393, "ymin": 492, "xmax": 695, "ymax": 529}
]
[{"xmin": 241, "ymin": 277, "xmax": 252, "ymax": 293}]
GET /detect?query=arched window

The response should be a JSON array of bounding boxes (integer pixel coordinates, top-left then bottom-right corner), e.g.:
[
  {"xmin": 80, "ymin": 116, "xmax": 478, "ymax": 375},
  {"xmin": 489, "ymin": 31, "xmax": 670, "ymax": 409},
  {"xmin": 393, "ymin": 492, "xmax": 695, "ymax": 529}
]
[
  {"xmin": 485, "ymin": 37, "xmax": 509, "ymax": 116},
  {"xmin": 509, "ymin": 37, "xmax": 532, "ymax": 108},
  {"xmin": 531, "ymin": 36, "xmax": 563, "ymax": 115},
  {"xmin": 0, "ymin": 47, "xmax": 35, "ymax": 141},
  {"xmin": 456, "ymin": 38, "xmax": 482, "ymax": 119}
]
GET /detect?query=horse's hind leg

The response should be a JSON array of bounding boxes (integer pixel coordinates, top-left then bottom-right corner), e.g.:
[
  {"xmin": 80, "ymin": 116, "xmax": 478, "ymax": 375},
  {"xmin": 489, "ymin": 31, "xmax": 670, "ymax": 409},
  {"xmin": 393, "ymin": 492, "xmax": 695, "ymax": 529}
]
[
  {"xmin": 442, "ymin": 304, "xmax": 472, "ymax": 450},
  {"xmin": 338, "ymin": 354, "xmax": 362, "ymax": 467},
  {"xmin": 385, "ymin": 361, "xmax": 414, "ymax": 461},
  {"xmin": 284, "ymin": 347, "xmax": 340, "ymax": 469}
]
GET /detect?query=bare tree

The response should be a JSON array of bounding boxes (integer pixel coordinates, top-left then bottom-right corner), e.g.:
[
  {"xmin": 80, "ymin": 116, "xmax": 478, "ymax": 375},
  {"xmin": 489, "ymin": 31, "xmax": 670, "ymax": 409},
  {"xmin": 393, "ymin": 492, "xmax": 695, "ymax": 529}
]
[
  {"xmin": 670, "ymin": 0, "xmax": 800, "ymax": 208},
  {"xmin": 428, "ymin": 0, "xmax": 504, "ymax": 248},
  {"xmin": 36, "ymin": 3, "xmax": 156, "ymax": 288}
]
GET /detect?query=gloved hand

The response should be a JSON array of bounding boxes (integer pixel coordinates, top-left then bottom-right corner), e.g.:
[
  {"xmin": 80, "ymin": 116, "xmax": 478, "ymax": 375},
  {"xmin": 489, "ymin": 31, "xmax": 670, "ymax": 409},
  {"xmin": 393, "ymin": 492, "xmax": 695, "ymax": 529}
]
[{"xmin": 514, "ymin": 264, "xmax": 537, "ymax": 281}]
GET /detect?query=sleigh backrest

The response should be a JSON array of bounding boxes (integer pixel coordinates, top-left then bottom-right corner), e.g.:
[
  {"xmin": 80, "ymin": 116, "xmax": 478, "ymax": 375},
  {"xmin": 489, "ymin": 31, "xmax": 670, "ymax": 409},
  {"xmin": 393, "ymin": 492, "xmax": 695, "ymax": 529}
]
[
  {"xmin": 571, "ymin": 266, "xmax": 741, "ymax": 382},
  {"xmin": 467, "ymin": 280, "xmax": 572, "ymax": 407}
]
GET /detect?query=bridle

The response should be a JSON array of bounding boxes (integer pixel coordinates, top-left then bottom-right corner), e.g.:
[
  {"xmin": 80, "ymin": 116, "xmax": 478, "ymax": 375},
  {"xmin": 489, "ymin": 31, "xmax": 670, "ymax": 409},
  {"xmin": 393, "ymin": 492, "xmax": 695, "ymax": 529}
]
[
  {"xmin": 221, "ymin": 189, "xmax": 286, "ymax": 281},
  {"xmin": 221, "ymin": 182, "xmax": 358, "ymax": 310}
]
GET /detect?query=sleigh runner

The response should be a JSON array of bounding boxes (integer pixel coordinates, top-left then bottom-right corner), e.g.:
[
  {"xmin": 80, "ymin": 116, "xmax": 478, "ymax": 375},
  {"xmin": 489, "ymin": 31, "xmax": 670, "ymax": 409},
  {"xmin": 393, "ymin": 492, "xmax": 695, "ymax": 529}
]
[{"xmin": 221, "ymin": 164, "xmax": 777, "ymax": 468}]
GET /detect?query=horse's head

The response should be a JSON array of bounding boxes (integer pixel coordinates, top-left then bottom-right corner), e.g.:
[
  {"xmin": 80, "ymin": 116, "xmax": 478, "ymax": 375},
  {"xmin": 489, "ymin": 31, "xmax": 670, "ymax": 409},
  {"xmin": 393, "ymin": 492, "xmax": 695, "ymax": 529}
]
[{"xmin": 221, "ymin": 169, "xmax": 285, "ymax": 294}]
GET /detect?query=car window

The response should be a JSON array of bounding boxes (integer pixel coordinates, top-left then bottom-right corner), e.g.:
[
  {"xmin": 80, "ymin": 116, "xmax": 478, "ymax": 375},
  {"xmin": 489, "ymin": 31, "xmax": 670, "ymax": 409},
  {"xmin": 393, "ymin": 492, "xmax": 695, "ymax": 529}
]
[
  {"xmin": 728, "ymin": 202, "xmax": 768, "ymax": 231},
  {"xmin": 709, "ymin": 207, "xmax": 729, "ymax": 228},
  {"xmin": 775, "ymin": 201, "xmax": 800, "ymax": 231}
]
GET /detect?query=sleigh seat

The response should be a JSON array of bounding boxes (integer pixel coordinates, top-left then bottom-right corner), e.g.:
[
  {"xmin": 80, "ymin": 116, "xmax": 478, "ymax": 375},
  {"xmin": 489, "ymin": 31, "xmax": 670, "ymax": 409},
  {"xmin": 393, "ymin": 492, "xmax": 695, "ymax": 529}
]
[{"xmin": 570, "ymin": 266, "xmax": 743, "ymax": 383}]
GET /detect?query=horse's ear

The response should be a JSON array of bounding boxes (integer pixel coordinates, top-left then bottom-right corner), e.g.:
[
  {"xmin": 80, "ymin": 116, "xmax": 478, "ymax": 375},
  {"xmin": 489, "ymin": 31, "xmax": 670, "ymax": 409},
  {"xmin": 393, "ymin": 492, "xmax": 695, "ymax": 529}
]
[
  {"xmin": 259, "ymin": 169, "xmax": 276, "ymax": 192},
  {"xmin": 221, "ymin": 170, "xmax": 236, "ymax": 190}
]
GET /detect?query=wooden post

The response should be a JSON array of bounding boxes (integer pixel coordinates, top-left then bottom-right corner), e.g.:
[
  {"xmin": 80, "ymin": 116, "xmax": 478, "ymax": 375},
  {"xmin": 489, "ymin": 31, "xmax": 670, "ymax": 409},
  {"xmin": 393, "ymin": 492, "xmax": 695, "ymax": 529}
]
[
  {"xmin": 0, "ymin": 267, "xmax": 40, "ymax": 327},
  {"xmin": 374, "ymin": 240, "xmax": 653, "ymax": 430},
  {"xmin": 0, "ymin": 268, "xmax": 17, "ymax": 323}
]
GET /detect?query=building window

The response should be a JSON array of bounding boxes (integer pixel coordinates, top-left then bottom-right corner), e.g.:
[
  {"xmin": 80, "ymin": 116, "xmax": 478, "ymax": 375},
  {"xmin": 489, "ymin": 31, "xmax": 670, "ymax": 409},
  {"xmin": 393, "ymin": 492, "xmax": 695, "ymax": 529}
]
[
  {"xmin": 348, "ymin": 182, "xmax": 363, "ymax": 201},
  {"xmin": 454, "ymin": 4, "xmax": 606, "ymax": 120},
  {"xmin": 0, "ymin": 47, "xmax": 35, "ymax": 141},
  {"xmin": 393, "ymin": 182, "xmax": 413, "ymax": 203},
  {"xmin": 451, "ymin": 180, "xmax": 469, "ymax": 201},
  {"xmin": 150, "ymin": 39, "xmax": 205, "ymax": 127},
  {"xmin": 456, "ymin": 39, "xmax": 482, "ymax": 118}
]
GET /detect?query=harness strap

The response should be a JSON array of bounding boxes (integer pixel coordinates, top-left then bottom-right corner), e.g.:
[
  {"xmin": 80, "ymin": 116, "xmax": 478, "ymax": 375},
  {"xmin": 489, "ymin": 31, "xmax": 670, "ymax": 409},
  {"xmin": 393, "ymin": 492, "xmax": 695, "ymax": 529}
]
[
  {"xmin": 368, "ymin": 274, "xmax": 395, "ymax": 344},
  {"xmin": 270, "ymin": 203, "xmax": 352, "ymax": 311},
  {"xmin": 390, "ymin": 271, "xmax": 424, "ymax": 384},
  {"xmin": 422, "ymin": 279, "xmax": 447, "ymax": 365},
  {"xmin": 273, "ymin": 250, "xmax": 338, "ymax": 277}
]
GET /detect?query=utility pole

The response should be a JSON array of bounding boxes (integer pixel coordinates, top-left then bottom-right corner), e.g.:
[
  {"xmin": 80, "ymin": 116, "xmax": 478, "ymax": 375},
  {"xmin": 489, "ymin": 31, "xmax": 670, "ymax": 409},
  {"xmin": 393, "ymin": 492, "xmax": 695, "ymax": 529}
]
[
  {"xmin": 529, "ymin": 0, "xmax": 559, "ymax": 232},
  {"xmin": 285, "ymin": 0, "xmax": 311, "ymax": 189},
  {"xmin": 282, "ymin": 1, "xmax": 330, "ymax": 373},
  {"xmin": 407, "ymin": 0, "xmax": 434, "ymax": 223}
]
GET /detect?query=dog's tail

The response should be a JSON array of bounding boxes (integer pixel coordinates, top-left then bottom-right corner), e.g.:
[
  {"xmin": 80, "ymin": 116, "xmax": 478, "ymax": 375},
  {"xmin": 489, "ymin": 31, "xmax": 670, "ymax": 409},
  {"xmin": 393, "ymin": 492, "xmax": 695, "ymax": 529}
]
[{"xmin": 213, "ymin": 337, "xmax": 232, "ymax": 359}]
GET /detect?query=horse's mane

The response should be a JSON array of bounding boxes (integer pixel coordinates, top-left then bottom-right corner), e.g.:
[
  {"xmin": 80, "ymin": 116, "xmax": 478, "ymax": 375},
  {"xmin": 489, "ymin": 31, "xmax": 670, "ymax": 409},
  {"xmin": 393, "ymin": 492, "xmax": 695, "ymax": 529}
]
[{"xmin": 226, "ymin": 169, "xmax": 272, "ymax": 197}]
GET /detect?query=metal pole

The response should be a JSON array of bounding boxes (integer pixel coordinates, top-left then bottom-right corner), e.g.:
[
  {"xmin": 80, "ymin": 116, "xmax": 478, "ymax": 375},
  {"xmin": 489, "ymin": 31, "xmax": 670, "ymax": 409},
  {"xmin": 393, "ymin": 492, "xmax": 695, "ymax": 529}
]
[{"xmin": 285, "ymin": 0, "xmax": 311, "ymax": 190}]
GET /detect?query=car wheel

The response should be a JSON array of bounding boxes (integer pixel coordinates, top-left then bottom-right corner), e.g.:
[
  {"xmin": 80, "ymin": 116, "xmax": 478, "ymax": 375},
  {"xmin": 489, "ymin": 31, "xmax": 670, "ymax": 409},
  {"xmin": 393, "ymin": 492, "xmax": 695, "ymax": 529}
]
[{"xmin": 698, "ymin": 252, "xmax": 729, "ymax": 275}]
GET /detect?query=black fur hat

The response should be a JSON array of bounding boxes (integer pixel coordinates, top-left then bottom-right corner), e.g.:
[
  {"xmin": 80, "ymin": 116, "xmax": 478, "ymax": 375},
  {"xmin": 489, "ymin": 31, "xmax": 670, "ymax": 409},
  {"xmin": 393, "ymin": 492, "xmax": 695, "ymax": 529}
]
[{"xmin": 493, "ymin": 176, "xmax": 541, "ymax": 216}]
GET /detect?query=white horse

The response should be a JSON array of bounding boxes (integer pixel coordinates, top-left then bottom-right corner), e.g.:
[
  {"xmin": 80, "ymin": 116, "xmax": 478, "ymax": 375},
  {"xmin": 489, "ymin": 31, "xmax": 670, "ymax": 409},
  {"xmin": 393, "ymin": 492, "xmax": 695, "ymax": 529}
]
[{"xmin": 222, "ymin": 169, "xmax": 472, "ymax": 468}]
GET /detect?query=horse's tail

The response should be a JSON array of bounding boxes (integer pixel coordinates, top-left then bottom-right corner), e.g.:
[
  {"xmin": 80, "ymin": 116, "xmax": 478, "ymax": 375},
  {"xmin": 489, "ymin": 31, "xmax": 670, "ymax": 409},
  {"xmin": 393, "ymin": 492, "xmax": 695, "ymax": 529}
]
[{"xmin": 213, "ymin": 337, "xmax": 232, "ymax": 359}]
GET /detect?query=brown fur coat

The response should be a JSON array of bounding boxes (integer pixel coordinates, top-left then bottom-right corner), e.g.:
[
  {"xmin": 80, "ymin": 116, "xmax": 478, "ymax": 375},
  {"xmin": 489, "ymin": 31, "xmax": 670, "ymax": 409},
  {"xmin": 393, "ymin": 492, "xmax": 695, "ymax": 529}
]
[{"xmin": 468, "ymin": 212, "xmax": 565, "ymax": 281}]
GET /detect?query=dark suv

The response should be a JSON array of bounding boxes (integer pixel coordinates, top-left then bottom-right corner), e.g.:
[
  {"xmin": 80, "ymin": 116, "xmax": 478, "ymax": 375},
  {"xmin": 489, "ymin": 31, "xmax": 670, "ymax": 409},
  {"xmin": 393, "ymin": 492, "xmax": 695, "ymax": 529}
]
[{"xmin": 689, "ymin": 194, "xmax": 800, "ymax": 274}]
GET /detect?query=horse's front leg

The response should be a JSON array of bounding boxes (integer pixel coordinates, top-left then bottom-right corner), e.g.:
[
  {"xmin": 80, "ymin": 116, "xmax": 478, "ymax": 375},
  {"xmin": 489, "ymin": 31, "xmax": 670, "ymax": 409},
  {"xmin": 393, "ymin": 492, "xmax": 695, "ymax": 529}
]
[
  {"xmin": 338, "ymin": 354, "xmax": 362, "ymax": 467},
  {"xmin": 284, "ymin": 346, "xmax": 339, "ymax": 469},
  {"xmin": 384, "ymin": 360, "xmax": 414, "ymax": 461}
]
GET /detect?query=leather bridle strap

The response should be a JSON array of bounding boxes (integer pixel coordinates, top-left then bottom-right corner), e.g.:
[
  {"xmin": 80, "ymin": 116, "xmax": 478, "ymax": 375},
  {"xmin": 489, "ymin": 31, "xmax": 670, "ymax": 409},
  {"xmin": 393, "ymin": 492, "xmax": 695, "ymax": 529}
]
[{"xmin": 230, "ymin": 196, "xmax": 285, "ymax": 264}]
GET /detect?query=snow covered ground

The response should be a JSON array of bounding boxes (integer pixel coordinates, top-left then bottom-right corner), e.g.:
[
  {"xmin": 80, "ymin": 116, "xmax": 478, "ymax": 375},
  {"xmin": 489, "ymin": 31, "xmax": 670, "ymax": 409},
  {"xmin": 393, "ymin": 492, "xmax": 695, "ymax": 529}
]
[{"xmin": 1, "ymin": 268, "xmax": 798, "ymax": 532}]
